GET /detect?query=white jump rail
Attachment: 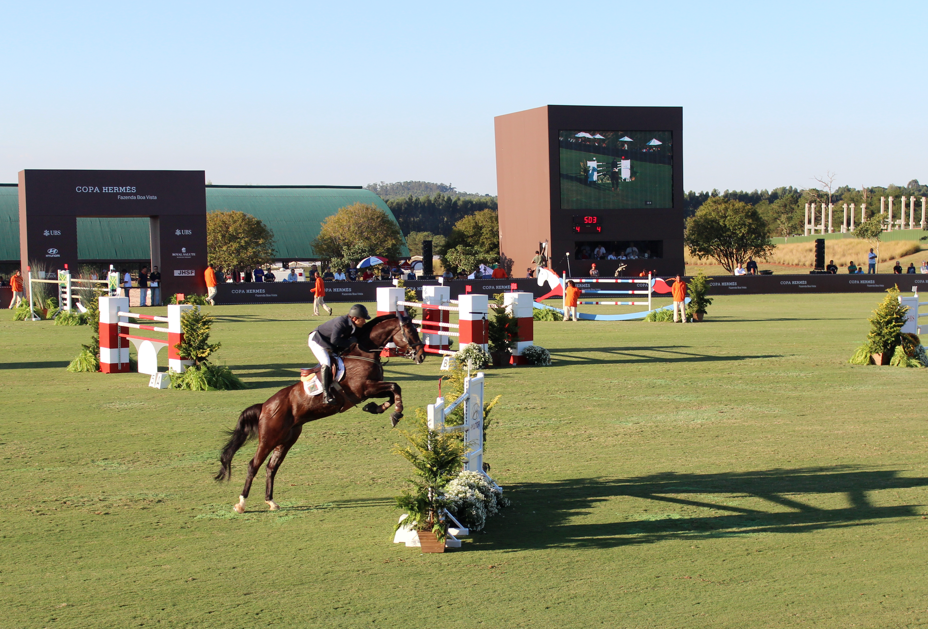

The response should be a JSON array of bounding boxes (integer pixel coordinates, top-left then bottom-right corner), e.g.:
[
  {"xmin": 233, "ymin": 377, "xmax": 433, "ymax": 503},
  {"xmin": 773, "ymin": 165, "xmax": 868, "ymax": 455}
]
[
  {"xmin": 26, "ymin": 265, "xmax": 119, "ymax": 320},
  {"xmin": 563, "ymin": 272, "xmax": 653, "ymax": 313},
  {"xmin": 378, "ymin": 286, "xmax": 489, "ymax": 357}
]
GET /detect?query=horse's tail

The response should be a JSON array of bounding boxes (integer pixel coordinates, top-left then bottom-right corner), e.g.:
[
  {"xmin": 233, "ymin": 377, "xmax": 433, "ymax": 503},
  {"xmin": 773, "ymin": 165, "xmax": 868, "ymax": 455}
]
[{"xmin": 214, "ymin": 403, "xmax": 262, "ymax": 482}]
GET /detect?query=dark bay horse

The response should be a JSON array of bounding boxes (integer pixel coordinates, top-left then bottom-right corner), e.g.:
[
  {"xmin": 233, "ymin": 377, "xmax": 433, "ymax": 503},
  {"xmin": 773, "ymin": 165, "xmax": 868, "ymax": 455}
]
[{"xmin": 215, "ymin": 314, "xmax": 425, "ymax": 514}]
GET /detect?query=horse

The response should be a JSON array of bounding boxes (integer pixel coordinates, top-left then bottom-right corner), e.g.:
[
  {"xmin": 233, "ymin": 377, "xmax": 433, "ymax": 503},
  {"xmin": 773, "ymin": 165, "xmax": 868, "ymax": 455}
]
[{"xmin": 214, "ymin": 313, "xmax": 425, "ymax": 514}]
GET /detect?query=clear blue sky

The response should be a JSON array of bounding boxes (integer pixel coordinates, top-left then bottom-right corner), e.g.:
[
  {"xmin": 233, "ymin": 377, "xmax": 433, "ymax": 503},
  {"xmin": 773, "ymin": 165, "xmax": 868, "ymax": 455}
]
[{"xmin": 2, "ymin": 1, "xmax": 924, "ymax": 195}]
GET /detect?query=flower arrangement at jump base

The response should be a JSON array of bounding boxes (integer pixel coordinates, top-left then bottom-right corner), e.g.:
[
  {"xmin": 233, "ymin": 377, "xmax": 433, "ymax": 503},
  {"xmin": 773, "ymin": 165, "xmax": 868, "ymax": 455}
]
[
  {"xmin": 849, "ymin": 287, "xmax": 928, "ymax": 368},
  {"xmin": 168, "ymin": 308, "xmax": 245, "ymax": 390},
  {"xmin": 394, "ymin": 360, "xmax": 506, "ymax": 552},
  {"xmin": 393, "ymin": 411, "xmax": 464, "ymax": 552},
  {"xmin": 455, "ymin": 343, "xmax": 491, "ymax": 370},
  {"xmin": 444, "ymin": 470, "xmax": 508, "ymax": 532}
]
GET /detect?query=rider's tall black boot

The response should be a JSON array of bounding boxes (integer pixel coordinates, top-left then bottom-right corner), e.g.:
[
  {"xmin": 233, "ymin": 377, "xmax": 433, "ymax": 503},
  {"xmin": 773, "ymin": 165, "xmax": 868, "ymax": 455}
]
[{"xmin": 321, "ymin": 365, "xmax": 336, "ymax": 405}]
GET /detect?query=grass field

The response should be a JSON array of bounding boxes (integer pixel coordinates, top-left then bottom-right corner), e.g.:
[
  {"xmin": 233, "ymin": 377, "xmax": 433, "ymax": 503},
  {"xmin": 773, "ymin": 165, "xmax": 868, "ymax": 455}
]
[
  {"xmin": 559, "ymin": 148, "xmax": 673, "ymax": 210},
  {"xmin": 3, "ymin": 295, "xmax": 928, "ymax": 628}
]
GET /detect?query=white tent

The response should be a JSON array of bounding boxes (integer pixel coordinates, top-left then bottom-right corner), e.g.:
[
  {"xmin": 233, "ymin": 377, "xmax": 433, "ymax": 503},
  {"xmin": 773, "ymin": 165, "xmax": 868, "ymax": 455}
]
[
  {"xmin": 647, "ymin": 138, "xmax": 663, "ymax": 146},
  {"xmin": 619, "ymin": 136, "xmax": 633, "ymax": 142},
  {"xmin": 574, "ymin": 132, "xmax": 594, "ymax": 138},
  {"xmin": 592, "ymin": 134, "xmax": 605, "ymax": 139}
]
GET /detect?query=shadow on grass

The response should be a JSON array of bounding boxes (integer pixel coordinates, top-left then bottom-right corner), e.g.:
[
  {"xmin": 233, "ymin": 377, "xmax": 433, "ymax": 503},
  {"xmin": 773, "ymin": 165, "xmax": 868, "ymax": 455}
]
[
  {"xmin": 476, "ymin": 466, "xmax": 927, "ymax": 550},
  {"xmin": 6, "ymin": 360, "xmax": 71, "ymax": 369},
  {"xmin": 549, "ymin": 346, "xmax": 783, "ymax": 366}
]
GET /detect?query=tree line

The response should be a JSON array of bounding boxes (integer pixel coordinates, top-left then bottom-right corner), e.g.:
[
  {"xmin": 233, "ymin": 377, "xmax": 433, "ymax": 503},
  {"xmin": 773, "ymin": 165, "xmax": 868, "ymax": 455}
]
[{"xmin": 686, "ymin": 180, "xmax": 928, "ymax": 238}]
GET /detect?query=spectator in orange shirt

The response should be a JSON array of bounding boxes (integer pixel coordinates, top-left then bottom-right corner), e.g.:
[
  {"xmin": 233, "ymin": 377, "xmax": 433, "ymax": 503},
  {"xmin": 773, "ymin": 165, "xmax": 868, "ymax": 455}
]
[
  {"xmin": 311, "ymin": 274, "xmax": 333, "ymax": 316},
  {"xmin": 491, "ymin": 264, "xmax": 507, "ymax": 279},
  {"xmin": 564, "ymin": 280, "xmax": 581, "ymax": 322},
  {"xmin": 8, "ymin": 269, "xmax": 24, "ymax": 309},
  {"xmin": 671, "ymin": 275, "xmax": 687, "ymax": 323},
  {"xmin": 204, "ymin": 263, "xmax": 218, "ymax": 305}
]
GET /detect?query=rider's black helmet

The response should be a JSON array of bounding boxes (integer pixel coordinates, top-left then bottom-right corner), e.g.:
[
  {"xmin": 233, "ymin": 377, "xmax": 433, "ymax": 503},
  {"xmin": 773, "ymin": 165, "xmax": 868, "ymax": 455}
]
[{"xmin": 348, "ymin": 304, "xmax": 370, "ymax": 319}]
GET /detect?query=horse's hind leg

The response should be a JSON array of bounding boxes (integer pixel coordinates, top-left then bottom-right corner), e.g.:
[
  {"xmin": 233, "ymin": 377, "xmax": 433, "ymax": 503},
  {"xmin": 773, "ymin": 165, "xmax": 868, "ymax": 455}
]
[
  {"xmin": 234, "ymin": 440, "xmax": 276, "ymax": 514},
  {"xmin": 264, "ymin": 425, "xmax": 303, "ymax": 511}
]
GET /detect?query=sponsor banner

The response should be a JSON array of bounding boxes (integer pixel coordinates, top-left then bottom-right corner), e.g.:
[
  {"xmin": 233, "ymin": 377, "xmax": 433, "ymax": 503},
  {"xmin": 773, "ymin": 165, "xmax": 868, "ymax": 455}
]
[{"xmin": 215, "ymin": 274, "xmax": 928, "ymax": 305}]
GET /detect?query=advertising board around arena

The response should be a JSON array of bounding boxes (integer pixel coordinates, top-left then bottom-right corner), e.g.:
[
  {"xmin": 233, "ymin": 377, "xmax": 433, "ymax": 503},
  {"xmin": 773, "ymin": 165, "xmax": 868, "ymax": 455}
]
[{"xmin": 212, "ymin": 274, "xmax": 928, "ymax": 305}]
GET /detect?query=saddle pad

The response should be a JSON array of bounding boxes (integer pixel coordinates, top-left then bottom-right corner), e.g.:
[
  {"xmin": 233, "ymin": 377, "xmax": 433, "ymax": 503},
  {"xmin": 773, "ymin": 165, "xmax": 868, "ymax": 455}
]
[{"xmin": 300, "ymin": 358, "xmax": 345, "ymax": 397}]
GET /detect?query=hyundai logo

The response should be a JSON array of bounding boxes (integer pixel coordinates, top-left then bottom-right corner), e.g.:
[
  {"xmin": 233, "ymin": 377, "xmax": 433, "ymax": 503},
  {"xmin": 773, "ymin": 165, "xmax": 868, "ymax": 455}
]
[{"xmin": 47, "ymin": 248, "xmax": 58, "ymax": 255}]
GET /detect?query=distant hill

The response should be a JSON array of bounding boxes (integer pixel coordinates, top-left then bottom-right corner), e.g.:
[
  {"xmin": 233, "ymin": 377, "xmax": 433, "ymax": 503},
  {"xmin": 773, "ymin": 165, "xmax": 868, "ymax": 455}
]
[{"xmin": 365, "ymin": 181, "xmax": 494, "ymax": 200}]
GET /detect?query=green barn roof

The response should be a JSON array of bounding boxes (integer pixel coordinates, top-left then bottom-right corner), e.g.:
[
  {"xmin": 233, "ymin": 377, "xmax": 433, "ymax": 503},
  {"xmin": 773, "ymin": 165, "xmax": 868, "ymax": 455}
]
[{"xmin": 0, "ymin": 184, "xmax": 407, "ymax": 261}]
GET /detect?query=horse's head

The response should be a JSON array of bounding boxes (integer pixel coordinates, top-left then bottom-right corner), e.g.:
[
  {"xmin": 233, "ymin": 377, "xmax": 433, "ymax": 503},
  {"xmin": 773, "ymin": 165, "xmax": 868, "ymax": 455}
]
[{"xmin": 394, "ymin": 313, "xmax": 425, "ymax": 364}]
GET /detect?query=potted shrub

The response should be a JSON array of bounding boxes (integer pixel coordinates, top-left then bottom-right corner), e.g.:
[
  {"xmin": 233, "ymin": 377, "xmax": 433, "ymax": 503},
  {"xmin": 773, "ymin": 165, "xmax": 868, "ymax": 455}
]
[
  {"xmin": 865, "ymin": 287, "xmax": 908, "ymax": 365},
  {"xmin": 487, "ymin": 294, "xmax": 518, "ymax": 366},
  {"xmin": 685, "ymin": 271, "xmax": 713, "ymax": 322},
  {"xmin": 394, "ymin": 412, "xmax": 464, "ymax": 553}
]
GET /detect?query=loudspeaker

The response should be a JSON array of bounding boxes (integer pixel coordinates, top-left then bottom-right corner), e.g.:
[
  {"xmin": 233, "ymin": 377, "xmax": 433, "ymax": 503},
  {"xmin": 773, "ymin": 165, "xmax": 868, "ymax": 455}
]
[
  {"xmin": 814, "ymin": 239, "xmax": 825, "ymax": 269},
  {"xmin": 422, "ymin": 240, "xmax": 433, "ymax": 276}
]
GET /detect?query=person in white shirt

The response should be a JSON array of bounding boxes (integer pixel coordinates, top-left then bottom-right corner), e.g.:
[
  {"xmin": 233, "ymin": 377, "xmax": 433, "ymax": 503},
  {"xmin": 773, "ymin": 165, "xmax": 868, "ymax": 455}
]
[
  {"xmin": 921, "ymin": 261, "xmax": 928, "ymax": 274},
  {"xmin": 734, "ymin": 264, "xmax": 746, "ymax": 276}
]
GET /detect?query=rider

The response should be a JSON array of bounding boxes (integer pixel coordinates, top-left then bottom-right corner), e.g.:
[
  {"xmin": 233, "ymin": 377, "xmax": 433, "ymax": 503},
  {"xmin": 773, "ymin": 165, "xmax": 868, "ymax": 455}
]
[{"xmin": 307, "ymin": 304, "xmax": 370, "ymax": 404}]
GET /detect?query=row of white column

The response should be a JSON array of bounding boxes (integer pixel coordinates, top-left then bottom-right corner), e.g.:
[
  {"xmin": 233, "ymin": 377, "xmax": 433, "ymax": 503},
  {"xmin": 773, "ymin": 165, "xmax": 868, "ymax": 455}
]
[{"xmin": 804, "ymin": 196, "xmax": 928, "ymax": 236}]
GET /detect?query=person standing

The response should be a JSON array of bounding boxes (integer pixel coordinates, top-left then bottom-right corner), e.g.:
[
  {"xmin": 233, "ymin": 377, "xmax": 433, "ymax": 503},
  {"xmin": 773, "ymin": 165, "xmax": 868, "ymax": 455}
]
[
  {"xmin": 672, "ymin": 274, "xmax": 687, "ymax": 323},
  {"xmin": 122, "ymin": 269, "xmax": 132, "ymax": 299},
  {"xmin": 138, "ymin": 267, "xmax": 149, "ymax": 306},
  {"xmin": 746, "ymin": 257, "xmax": 758, "ymax": 275},
  {"xmin": 204, "ymin": 263, "xmax": 218, "ymax": 306},
  {"xmin": 868, "ymin": 248, "xmax": 877, "ymax": 274},
  {"xmin": 8, "ymin": 269, "xmax": 23, "ymax": 309},
  {"xmin": 491, "ymin": 264, "xmax": 507, "ymax": 279},
  {"xmin": 826, "ymin": 260, "xmax": 837, "ymax": 274},
  {"xmin": 311, "ymin": 273, "xmax": 333, "ymax": 316},
  {"xmin": 253, "ymin": 267, "xmax": 265, "ymax": 283},
  {"xmin": 149, "ymin": 266, "xmax": 161, "ymax": 306},
  {"xmin": 564, "ymin": 280, "xmax": 581, "ymax": 322},
  {"xmin": 589, "ymin": 263, "xmax": 600, "ymax": 277}
]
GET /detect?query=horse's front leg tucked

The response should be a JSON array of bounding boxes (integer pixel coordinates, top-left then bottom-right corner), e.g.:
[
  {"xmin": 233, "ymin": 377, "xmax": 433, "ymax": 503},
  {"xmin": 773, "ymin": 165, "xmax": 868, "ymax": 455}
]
[{"xmin": 361, "ymin": 381, "xmax": 403, "ymax": 427}]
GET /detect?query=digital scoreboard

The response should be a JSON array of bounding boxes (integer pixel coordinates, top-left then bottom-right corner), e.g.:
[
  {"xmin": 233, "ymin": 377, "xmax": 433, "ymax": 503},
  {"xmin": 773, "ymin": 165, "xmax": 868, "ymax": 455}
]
[{"xmin": 572, "ymin": 215, "xmax": 601, "ymax": 233}]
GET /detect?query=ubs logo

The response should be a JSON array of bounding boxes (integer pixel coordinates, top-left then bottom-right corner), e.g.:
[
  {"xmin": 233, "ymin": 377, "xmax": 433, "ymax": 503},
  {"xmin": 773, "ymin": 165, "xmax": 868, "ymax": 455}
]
[
  {"xmin": 43, "ymin": 230, "xmax": 62, "ymax": 236},
  {"xmin": 175, "ymin": 229, "xmax": 192, "ymax": 236}
]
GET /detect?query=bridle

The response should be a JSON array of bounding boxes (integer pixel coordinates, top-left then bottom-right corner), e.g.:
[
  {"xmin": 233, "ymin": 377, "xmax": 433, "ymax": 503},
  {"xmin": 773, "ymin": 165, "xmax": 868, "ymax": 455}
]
[
  {"xmin": 348, "ymin": 315, "xmax": 423, "ymax": 360},
  {"xmin": 395, "ymin": 316, "xmax": 425, "ymax": 359}
]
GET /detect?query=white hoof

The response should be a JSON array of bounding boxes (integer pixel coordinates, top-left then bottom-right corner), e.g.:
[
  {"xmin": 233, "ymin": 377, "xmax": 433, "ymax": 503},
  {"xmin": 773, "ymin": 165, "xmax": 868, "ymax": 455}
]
[
  {"xmin": 233, "ymin": 496, "xmax": 246, "ymax": 514},
  {"xmin": 266, "ymin": 500, "xmax": 280, "ymax": 511}
]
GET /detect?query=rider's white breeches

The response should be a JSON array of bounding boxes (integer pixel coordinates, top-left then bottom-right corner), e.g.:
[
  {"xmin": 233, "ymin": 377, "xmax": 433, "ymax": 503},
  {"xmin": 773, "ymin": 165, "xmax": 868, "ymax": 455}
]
[{"xmin": 307, "ymin": 332, "xmax": 332, "ymax": 367}]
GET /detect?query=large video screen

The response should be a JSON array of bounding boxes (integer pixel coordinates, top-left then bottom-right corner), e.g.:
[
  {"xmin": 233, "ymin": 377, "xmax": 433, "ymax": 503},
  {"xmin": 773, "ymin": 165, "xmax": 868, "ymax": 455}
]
[{"xmin": 558, "ymin": 130, "xmax": 673, "ymax": 210}]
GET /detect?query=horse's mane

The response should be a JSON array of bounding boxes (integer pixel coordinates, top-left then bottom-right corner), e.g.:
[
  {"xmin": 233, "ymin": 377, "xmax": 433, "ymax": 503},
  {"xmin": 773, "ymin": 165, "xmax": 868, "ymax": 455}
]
[{"xmin": 351, "ymin": 313, "xmax": 404, "ymax": 353}]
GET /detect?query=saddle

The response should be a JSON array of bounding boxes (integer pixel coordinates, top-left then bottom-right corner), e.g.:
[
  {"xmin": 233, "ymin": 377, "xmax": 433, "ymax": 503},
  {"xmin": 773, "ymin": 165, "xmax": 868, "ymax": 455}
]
[{"xmin": 299, "ymin": 358, "xmax": 345, "ymax": 397}]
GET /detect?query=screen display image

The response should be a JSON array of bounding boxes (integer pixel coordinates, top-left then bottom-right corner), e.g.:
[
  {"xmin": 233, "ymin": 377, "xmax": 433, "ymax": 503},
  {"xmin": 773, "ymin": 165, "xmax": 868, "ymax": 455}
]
[{"xmin": 558, "ymin": 130, "xmax": 673, "ymax": 210}]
